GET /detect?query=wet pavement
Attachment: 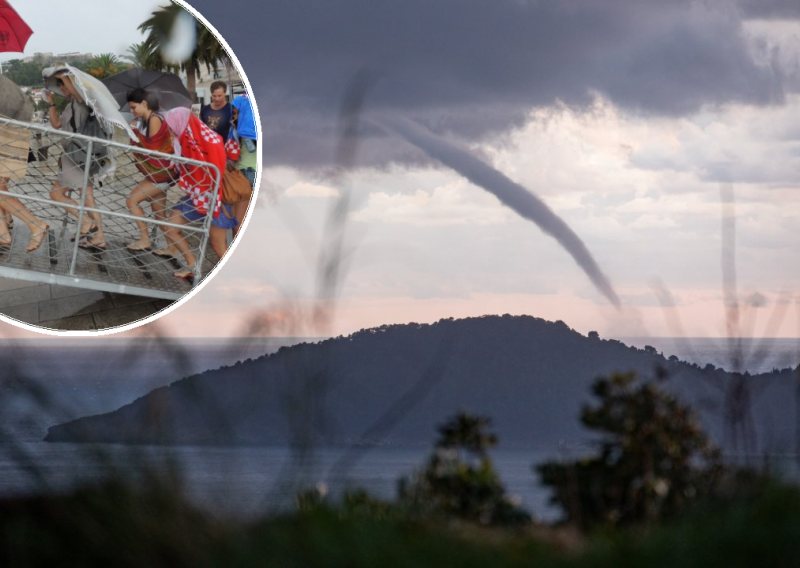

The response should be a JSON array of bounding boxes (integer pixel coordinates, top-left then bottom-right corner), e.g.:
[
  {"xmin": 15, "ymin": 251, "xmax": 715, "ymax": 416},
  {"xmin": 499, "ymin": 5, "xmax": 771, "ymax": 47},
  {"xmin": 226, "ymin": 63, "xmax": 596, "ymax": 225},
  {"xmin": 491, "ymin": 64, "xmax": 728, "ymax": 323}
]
[{"xmin": 0, "ymin": 276, "xmax": 173, "ymax": 331}]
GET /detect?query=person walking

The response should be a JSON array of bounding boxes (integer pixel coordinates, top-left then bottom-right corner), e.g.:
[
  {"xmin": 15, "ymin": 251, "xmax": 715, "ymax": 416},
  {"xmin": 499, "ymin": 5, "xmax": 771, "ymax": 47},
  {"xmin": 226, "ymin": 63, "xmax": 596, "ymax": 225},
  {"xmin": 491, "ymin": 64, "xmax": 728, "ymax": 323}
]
[
  {"xmin": 125, "ymin": 88, "xmax": 179, "ymax": 254},
  {"xmin": 44, "ymin": 71, "xmax": 106, "ymax": 249},
  {"xmin": 162, "ymin": 107, "xmax": 233, "ymax": 280},
  {"xmin": 0, "ymin": 74, "xmax": 50, "ymax": 252},
  {"xmin": 230, "ymin": 90, "xmax": 257, "ymax": 236}
]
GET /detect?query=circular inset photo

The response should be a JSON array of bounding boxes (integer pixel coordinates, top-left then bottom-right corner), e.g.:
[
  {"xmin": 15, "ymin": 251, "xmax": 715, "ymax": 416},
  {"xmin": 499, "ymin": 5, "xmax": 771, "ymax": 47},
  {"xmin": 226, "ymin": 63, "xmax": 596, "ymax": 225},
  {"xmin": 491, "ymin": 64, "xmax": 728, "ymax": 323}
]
[{"xmin": 0, "ymin": 0, "xmax": 258, "ymax": 334}]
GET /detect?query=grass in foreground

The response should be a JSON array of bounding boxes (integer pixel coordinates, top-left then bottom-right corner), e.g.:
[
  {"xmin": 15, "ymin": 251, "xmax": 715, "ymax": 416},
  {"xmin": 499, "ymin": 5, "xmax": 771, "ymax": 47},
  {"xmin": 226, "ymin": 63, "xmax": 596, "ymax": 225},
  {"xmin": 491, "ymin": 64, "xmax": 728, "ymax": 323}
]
[{"xmin": 1, "ymin": 478, "xmax": 799, "ymax": 568}]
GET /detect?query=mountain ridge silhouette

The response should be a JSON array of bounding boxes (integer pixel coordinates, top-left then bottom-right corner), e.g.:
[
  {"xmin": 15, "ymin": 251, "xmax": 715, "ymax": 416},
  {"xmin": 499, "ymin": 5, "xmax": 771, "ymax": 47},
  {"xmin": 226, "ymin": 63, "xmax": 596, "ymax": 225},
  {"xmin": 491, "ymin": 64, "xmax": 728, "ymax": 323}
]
[{"xmin": 44, "ymin": 314, "xmax": 800, "ymax": 452}]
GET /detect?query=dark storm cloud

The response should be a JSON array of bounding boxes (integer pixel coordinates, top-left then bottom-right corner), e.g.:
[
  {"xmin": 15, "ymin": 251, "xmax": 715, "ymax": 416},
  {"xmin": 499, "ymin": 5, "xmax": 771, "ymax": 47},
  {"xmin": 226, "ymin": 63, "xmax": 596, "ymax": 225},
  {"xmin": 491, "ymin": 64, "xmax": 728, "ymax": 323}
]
[
  {"xmin": 193, "ymin": 0, "xmax": 789, "ymax": 168},
  {"xmin": 380, "ymin": 116, "xmax": 621, "ymax": 307},
  {"xmin": 739, "ymin": 0, "xmax": 800, "ymax": 20}
]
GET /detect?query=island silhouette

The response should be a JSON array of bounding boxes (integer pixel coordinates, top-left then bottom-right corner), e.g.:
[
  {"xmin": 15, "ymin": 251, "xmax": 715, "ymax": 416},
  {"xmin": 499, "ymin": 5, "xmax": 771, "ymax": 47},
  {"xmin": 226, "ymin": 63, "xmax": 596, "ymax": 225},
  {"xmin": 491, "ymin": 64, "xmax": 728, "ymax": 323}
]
[{"xmin": 44, "ymin": 315, "xmax": 800, "ymax": 453}]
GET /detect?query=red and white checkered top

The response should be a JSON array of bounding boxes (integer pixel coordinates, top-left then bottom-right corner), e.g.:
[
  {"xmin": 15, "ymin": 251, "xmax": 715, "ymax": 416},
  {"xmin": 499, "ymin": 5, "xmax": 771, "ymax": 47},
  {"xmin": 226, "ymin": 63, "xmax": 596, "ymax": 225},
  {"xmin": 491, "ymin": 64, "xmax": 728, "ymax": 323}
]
[{"xmin": 177, "ymin": 118, "xmax": 227, "ymax": 217}]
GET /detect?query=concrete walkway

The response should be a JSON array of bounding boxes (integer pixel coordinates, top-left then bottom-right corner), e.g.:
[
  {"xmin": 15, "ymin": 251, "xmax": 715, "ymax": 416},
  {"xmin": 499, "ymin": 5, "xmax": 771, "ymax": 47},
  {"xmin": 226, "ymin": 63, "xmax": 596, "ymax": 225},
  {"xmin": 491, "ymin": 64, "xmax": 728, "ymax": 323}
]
[{"xmin": 0, "ymin": 277, "xmax": 173, "ymax": 331}]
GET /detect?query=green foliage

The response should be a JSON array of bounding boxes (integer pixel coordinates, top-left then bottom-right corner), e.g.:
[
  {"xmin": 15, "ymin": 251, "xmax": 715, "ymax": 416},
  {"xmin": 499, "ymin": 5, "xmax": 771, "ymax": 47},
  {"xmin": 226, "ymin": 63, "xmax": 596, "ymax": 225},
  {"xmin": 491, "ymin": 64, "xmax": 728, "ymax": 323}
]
[
  {"xmin": 436, "ymin": 412, "xmax": 498, "ymax": 453},
  {"xmin": 244, "ymin": 508, "xmax": 542, "ymax": 568},
  {"xmin": 3, "ymin": 475, "xmax": 800, "ymax": 567},
  {"xmin": 342, "ymin": 489, "xmax": 404, "ymax": 521},
  {"xmin": 254, "ymin": 485, "xmax": 800, "ymax": 567},
  {"xmin": 399, "ymin": 412, "xmax": 530, "ymax": 526},
  {"xmin": 294, "ymin": 483, "xmax": 330, "ymax": 513},
  {"xmin": 52, "ymin": 96, "xmax": 70, "ymax": 114},
  {"xmin": 583, "ymin": 481, "xmax": 800, "ymax": 568},
  {"xmin": 538, "ymin": 372, "xmax": 723, "ymax": 529},
  {"xmin": 3, "ymin": 58, "xmax": 44, "ymax": 87},
  {"xmin": 0, "ymin": 477, "xmax": 227, "ymax": 567},
  {"xmin": 122, "ymin": 42, "xmax": 156, "ymax": 69},
  {"xmin": 86, "ymin": 53, "xmax": 123, "ymax": 79},
  {"xmin": 138, "ymin": 2, "xmax": 227, "ymax": 100},
  {"xmin": 2, "ymin": 55, "xmax": 91, "ymax": 88}
]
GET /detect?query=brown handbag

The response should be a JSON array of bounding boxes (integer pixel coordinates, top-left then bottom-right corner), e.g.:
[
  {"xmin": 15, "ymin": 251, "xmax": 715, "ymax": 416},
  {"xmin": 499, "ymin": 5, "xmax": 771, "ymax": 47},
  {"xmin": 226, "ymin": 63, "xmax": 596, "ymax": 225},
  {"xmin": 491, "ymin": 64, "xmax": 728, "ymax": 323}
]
[{"xmin": 221, "ymin": 161, "xmax": 252, "ymax": 206}]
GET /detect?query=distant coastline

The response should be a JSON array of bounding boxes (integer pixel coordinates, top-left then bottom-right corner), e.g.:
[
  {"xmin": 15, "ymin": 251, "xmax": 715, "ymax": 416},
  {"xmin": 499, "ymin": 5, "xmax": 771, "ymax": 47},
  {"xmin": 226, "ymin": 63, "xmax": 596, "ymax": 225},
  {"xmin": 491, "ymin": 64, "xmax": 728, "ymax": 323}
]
[
  {"xmin": 7, "ymin": 330, "xmax": 799, "ymax": 376},
  {"xmin": 41, "ymin": 315, "xmax": 800, "ymax": 451}
]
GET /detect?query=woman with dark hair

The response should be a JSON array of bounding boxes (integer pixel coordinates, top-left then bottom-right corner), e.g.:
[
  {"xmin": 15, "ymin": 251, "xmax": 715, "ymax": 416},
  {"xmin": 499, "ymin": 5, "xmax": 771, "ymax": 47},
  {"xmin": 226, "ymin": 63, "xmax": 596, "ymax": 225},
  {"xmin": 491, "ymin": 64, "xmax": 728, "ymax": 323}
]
[{"xmin": 125, "ymin": 88, "xmax": 179, "ymax": 253}]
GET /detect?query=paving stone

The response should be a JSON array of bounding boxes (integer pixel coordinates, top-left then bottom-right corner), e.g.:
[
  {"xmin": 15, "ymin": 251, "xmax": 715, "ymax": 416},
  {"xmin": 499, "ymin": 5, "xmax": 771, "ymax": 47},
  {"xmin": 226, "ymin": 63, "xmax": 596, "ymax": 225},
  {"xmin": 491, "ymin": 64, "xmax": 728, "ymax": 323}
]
[
  {"xmin": 0, "ymin": 280, "xmax": 173, "ymax": 332},
  {"xmin": 50, "ymin": 284, "xmax": 97, "ymax": 300},
  {"xmin": 152, "ymin": 299, "xmax": 175, "ymax": 311},
  {"xmin": 93, "ymin": 302, "xmax": 165, "ymax": 330},
  {"xmin": 39, "ymin": 314, "xmax": 98, "ymax": 331},
  {"xmin": 0, "ymin": 277, "xmax": 40, "ymax": 294},
  {"xmin": 38, "ymin": 292, "xmax": 114, "ymax": 322},
  {"xmin": 109, "ymin": 293, "xmax": 156, "ymax": 309},
  {"xmin": 1, "ymin": 302, "xmax": 39, "ymax": 324},
  {"xmin": 0, "ymin": 285, "xmax": 51, "ymax": 309}
]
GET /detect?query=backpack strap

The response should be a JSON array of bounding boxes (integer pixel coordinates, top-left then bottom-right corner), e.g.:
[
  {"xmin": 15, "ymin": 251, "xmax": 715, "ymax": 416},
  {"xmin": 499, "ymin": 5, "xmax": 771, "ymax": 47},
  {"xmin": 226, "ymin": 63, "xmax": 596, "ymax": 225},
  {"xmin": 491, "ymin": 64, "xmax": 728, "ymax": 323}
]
[{"xmin": 69, "ymin": 100, "xmax": 77, "ymax": 133}]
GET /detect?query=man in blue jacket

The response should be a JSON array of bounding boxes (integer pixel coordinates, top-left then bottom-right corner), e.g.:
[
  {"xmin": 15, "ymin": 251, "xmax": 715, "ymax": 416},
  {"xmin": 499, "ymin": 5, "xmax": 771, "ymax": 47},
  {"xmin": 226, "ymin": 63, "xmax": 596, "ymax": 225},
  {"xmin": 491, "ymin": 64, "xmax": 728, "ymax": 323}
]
[{"xmin": 231, "ymin": 91, "xmax": 258, "ymax": 236}]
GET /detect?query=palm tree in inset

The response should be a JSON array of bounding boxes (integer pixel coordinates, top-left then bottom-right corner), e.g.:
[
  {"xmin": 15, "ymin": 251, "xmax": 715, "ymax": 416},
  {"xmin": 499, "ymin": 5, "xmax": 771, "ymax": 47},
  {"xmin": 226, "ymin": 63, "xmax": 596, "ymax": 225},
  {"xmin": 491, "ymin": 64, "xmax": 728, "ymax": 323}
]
[
  {"xmin": 86, "ymin": 53, "xmax": 122, "ymax": 79},
  {"xmin": 138, "ymin": 3, "xmax": 226, "ymax": 102},
  {"xmin": 122, "ymin": 42, "xmax": 155, "ymax": 69}
]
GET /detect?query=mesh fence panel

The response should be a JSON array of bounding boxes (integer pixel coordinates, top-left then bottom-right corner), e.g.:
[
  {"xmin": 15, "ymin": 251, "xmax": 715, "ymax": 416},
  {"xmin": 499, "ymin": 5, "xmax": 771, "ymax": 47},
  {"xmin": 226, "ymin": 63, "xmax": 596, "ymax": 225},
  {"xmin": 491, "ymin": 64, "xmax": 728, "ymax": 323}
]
[{"xmin": 0, "ymin": 116, "xmax": 224, "ymax": 299}]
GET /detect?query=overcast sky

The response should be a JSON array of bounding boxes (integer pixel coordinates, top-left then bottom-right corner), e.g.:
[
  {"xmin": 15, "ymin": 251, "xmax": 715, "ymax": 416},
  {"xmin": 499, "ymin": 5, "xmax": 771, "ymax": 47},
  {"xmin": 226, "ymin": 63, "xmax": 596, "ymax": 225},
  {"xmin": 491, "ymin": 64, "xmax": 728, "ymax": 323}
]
[
  {"xmin": 1, "ymin": 0, "xmax": 168, "ymax": 63},
  {"xmin": 6, "ymin": 0, "xmax": 800, "ymax": 340}
]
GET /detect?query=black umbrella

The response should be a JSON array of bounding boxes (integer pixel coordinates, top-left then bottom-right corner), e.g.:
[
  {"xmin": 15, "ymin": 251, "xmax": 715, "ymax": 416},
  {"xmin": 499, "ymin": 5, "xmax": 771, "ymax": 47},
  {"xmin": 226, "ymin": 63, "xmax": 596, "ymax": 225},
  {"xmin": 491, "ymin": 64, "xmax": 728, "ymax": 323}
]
[{"xmin": 102, "ymin": 68, "xmax": 193, "ymax": 111}]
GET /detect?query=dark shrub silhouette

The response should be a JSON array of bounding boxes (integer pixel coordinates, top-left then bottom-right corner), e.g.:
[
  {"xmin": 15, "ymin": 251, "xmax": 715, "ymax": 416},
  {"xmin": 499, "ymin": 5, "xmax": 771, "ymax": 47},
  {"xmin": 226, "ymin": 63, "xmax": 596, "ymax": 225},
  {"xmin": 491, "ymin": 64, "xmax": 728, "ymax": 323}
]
[
  {"xmin": 399, "ymin": 412, "xmax": 530, "ymax": 526},
  {"xmin": 538, "ymin": 372, "xmax": 722, "ymax": 529}
]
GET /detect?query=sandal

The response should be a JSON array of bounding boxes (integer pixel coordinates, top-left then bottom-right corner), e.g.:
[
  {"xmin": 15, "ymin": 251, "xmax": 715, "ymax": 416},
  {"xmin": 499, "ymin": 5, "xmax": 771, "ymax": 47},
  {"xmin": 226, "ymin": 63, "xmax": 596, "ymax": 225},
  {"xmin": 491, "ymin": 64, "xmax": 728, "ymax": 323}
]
[
  {"xmin": 174, "ymin": 269, "xmax": 195, "ymax": 280},
  {"xmin": 127, "ymin": 242, "xmax": 152, "ymax": 252},
  {"xmin": 26, "ymin": 224, "xmax": 49, "ymax": 253},
  {"xmin": 79, "ymin": 240, "xmax": 106, "ymax": 251},
  {"xmin": 153, "ymin": 248, "xmax": 177, "ymax": 260},
  {"xmin": 70, "ymin": 222, "xmax": 98, "ymax": 242}
]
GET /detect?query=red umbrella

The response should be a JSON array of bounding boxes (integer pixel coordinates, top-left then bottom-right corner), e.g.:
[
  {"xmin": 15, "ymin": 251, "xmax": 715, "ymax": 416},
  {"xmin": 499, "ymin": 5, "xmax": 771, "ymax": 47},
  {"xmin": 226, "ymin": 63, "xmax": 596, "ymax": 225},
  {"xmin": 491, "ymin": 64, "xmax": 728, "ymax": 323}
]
[{"xmin": 0, "ymin": 1, "xmax": 31, "ymax": 53}]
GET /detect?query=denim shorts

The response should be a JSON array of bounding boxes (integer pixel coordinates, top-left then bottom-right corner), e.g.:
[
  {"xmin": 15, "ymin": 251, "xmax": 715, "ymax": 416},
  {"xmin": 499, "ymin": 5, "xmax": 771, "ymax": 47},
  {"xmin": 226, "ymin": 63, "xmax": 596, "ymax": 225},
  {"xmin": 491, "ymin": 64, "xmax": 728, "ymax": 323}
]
[{"xmin": 174, "ymin": 195, "xmax": 238, "ymax": 229}]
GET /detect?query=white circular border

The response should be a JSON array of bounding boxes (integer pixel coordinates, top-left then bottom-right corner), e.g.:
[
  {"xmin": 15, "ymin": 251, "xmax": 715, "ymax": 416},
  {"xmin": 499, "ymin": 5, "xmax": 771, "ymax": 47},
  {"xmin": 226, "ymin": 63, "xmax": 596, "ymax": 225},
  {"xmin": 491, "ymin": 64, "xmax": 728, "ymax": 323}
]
[{"xmin": 0, "ymin": 0, "xmax": 262, "ymax": 337}]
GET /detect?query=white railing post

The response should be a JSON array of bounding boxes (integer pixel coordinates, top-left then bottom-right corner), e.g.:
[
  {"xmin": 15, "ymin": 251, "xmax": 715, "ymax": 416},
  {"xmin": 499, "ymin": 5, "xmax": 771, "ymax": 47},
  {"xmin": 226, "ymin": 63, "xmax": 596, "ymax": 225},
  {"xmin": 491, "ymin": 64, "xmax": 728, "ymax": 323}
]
[
  {"xmin": 68, "ymin": 140, "xmax": 93, "ymax": 276},
  {"xmin": 192, "ymin": 163, "xmax": 222, "ymax": 286}
]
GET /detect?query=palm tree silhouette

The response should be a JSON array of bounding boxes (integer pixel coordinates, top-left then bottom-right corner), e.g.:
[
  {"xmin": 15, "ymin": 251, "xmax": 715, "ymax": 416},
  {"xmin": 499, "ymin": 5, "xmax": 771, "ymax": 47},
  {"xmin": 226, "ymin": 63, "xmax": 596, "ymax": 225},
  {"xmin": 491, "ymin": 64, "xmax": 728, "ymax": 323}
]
[
  {"xmin": 121, "ymin": 42, "xmax": 155, "ymax": 70},
  {"xmin": 138, "ymin": 3, "xmax": 226, "ymax": 101}
]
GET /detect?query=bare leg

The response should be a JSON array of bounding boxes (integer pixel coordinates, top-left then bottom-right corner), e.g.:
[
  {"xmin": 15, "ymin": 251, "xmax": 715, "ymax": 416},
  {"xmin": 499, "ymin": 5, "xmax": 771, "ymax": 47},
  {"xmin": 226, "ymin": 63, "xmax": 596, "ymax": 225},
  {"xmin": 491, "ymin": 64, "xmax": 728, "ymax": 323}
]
[
  {"xmin": 209, "ymin": 225, "xmax": 228, "ymax": 260},
  {"xmin": 150, "ymin": 192, "xmax": 175, "ymax": 246},
  {"xmin": 1, "ymin": 179, "xmax": 48, "ymax": 251},
  {"xmin": 150, "ymin": 190, "xmax": 178, "ymax": 257},
  {"xmin": 50, "ymin": 182, "xmax": 93, "ymax": 235},
  {"xmin": 0, "ymin": 211, "xmax": 10, "ymax": 246},
  {"xmin": 83, "ymin": 185, "xmax": 104, "ymax": 247},
  {"xmin": 232, "ymin": 196, "xmax": 250, "ymax": 238},
  {"xmin": 126, "ymin": 180, "xmax": 166, "ymax": 250},
  {"xmin": 163, "ymin": 209, "xmax": 196, "ymax": 272}
]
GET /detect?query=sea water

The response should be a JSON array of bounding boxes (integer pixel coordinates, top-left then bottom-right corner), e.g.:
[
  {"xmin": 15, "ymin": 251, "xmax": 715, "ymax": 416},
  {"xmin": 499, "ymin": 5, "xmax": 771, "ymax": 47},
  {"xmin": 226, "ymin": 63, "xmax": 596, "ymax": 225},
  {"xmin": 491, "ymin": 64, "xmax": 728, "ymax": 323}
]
[
  {"xmin": 0, "ymin": 442, "xmax": 560, "ymax": 520},
  {"xmin": 623, "ymin": 337, "xmax": 800, "ymax": 374}
]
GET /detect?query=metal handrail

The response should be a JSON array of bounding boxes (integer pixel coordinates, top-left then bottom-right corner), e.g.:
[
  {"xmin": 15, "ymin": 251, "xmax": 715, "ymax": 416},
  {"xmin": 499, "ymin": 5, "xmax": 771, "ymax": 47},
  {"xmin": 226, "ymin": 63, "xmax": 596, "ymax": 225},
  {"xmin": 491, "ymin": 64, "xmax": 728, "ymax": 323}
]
[
  {"xmin": 0, "ymin": 113, "xmax": 225, "ymax": 300},
  {"xmin": 6, "ymin": 115, "xmax": 222, "ymax": 173}
]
